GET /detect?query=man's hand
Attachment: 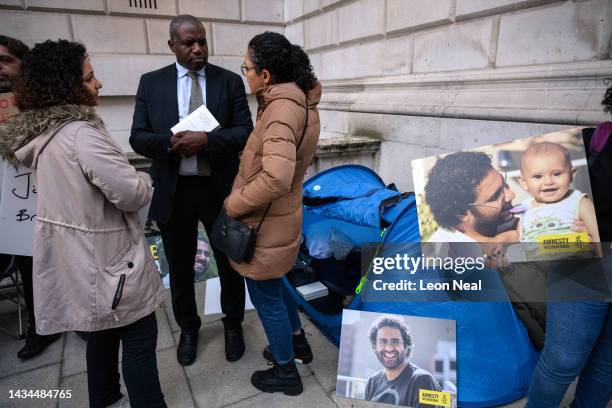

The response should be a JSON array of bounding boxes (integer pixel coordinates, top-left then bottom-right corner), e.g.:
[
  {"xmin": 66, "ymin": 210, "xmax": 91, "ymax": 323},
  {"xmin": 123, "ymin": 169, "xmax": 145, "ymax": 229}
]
[{"xmin": 170, "ymin": 130, "xmax": 208, "ymax": 157}]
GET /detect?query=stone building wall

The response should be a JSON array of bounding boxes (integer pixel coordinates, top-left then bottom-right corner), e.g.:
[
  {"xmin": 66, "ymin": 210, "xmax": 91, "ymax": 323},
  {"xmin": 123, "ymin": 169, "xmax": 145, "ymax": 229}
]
[
  {"xmin": 2, "ymin": 0, "xmax": 612, "ymax": 191},
  {"xmin": 0, "ymin": 0, "xmax": 284, "ymax": 150},
  {"xmin": 286, "ymin": 0, "xmax": 612, "ymax": 191}
]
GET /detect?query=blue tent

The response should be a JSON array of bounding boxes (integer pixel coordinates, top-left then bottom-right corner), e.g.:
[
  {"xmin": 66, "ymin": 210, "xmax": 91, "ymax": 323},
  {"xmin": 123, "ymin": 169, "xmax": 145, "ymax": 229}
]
[{"xmin": 284, "ymin": 165, "xmax": 537, "ymax": 407}]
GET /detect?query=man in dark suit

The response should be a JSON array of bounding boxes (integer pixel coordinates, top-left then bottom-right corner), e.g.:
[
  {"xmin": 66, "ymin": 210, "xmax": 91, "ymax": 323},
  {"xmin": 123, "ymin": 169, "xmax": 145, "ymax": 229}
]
[{"xmin": 130, "ymin": 15, "xmax": 253, "ymax": 366}]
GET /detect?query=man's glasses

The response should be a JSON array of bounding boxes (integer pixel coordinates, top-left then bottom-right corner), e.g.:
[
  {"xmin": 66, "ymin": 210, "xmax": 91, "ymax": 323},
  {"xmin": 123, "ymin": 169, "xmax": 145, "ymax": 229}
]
[
  {"xmin": 240, "ymin": 64, "xmax": 257, "ymax": 76},
  {"xmin": 376, "ymin": 338, "xmax": 404, "ymax": 347},
  {"xmin": 468, "ymin": 181, "xmax": 510, "ymax": 210}
]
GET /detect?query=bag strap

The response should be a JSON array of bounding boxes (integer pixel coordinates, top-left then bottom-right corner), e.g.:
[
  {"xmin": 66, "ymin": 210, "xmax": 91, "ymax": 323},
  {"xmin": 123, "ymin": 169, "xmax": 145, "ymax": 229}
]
[{"xmin": 256, "ymin": 103, "xmax": 309, "ymax": 232}]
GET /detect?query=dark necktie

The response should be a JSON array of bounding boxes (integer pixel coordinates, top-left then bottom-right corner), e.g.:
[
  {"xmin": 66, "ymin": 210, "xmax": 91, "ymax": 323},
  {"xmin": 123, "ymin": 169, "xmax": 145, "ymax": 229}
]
[{"xmin": 187, "ymin": 71, "xmax": 210, "ymax": 176}]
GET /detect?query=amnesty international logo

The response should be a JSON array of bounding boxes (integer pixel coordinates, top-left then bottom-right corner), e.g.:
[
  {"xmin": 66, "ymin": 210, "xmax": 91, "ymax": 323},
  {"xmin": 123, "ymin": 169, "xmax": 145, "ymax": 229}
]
[
  {"xmin": 537, "ymin": 232, "xmax": 591, "ymax": 253},
  {"xmin": 418, "ymin": 389, "xmax": 452, "ymax": 407}
]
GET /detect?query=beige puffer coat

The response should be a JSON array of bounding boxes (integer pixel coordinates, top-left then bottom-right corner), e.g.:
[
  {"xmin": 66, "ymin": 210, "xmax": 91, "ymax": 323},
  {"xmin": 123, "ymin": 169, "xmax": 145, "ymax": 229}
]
[
  {"xmin": 225, "ymin": 82, "xmax": 321, "ymax": 280},
  {"xmin": 0, "ymin": 105, "xmax": 166, "ymax": 335}
]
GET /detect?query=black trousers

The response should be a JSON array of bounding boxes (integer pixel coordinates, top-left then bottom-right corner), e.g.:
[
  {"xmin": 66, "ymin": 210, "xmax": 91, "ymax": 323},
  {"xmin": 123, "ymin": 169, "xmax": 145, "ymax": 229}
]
[
  {"xmin": 14, "ymin": 256, "xmax": 35, "ymax": 327},
  {"xmin": 158, "ymin": 176, "xmax": 245, "ymax": 332},
  {"xmin": 86, "ymin": 312, "xmax": 166, "ymax": 408}
]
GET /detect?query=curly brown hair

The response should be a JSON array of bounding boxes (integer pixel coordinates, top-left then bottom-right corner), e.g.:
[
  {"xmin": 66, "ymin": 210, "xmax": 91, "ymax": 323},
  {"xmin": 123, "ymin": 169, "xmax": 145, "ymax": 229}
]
[
  {"xmin": 14, "ymin": 40, "xmax": 97, "ymax": 109},
  {"xmin": 603, "ymin": 82, "xmax": 612, "ymax": 114}
]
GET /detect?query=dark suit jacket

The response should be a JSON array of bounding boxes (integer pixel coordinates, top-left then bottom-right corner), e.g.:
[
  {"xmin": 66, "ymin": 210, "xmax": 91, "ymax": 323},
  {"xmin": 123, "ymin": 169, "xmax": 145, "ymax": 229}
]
[{"xmin": 130, "ymin": 63, "xmax": 253, "ymax": 223}]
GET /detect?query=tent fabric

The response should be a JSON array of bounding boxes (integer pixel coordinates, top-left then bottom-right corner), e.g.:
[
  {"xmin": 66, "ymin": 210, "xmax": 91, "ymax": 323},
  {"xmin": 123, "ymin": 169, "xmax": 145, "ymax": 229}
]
[
  {"xmin": 306, "ymin": 188, "xmax": 401, "ymax": 228},
  {"xmin": 286, "ymin": 165, "xmax": 537, "ymax": 408},
  {"xmin": 303, "ymin": 165, "xmax": 401, "ymax": 228}
]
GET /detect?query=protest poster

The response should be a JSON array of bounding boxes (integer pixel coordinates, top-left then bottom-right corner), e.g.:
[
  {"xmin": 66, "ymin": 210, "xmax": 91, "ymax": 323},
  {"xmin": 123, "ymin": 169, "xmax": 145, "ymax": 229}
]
[
  {"xmin": 337, "ymin": 310, "xmax": 457, "ymax": 408},
  {"xmin": 411, "ymin": 128, "xmax": 601, "ymax": 262},
  {"xmin": 0, "ymin": 92, "xmax": 35, "ymax": 256},
  {"xmin": 146, "ymin": 222, "xmax": 219, "ymax": 288}
]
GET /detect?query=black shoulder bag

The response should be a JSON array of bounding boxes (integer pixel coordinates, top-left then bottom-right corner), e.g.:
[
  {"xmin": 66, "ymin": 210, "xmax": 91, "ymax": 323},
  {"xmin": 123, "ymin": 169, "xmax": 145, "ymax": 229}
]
[{"xmin": 211, "ymin": 105, "xmax": 309, "ymax": 264}]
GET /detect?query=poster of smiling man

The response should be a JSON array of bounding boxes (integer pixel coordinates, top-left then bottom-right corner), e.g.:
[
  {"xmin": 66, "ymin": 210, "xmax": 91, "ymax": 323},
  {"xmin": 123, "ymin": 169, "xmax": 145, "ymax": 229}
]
[{"xmin": 337, "ymin": 310, "xmax": 456, "ymax": 408}]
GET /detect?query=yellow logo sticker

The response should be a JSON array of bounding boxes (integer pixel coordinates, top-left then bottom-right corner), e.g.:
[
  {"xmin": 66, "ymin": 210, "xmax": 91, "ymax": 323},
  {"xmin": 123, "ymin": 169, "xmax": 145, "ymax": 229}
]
[
  {"xmin": 419, "ymin": 389, "xmax": 452, "ymax": 407},
  {"xmin": 537, "ymin": 232, "xmax": 590, "ymax": 253}
]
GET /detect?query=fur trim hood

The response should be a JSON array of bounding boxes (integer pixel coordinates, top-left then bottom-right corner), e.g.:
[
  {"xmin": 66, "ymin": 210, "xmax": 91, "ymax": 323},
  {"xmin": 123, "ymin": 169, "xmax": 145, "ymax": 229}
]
[{"xmin": 0, "ymin": 105, "xmax": 104, "ymax": 168}]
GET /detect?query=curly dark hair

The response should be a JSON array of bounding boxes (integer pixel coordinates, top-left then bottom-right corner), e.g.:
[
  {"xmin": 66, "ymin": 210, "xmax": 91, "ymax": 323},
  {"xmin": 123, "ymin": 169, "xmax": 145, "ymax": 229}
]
[
  {"xmin": 425, "ymin": 151, "xmax": 493, "ymax": 230},
  {"xmin": 603, "ymin": 82, "xmax": 612, "ymax": 114},
  {"xmin": 248, "ymin": 32, "xmax": 317, "ymax": 94},
  {"xmin": 14, "ymin": 40, "xmax": 96, "ymax": 109},
  {"xmin": 369, "ymin": 317, "xmax": 413, "ymax": 356},
  {"xmin": 0, "ymin": 35, "xmax": 29, "ymax": 60}
]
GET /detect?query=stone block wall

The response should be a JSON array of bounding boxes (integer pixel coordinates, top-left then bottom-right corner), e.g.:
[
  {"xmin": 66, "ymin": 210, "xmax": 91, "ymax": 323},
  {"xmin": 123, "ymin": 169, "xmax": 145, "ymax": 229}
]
[
  {"xmin": 2, "ymin": 0, "xmax": 611, "ymax": 191},
  {"xmin": 0, "ymin": 0, "xmax": 283, "ymax": 148},
  {"xmin": 287, "ymin": 0, "xmax": 612, "ymax": 191}
]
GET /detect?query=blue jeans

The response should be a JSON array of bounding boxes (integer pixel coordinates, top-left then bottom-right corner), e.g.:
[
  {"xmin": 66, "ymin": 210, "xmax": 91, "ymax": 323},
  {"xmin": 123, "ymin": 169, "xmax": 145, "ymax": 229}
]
[
  {"xmin": 526, "ymin": 302, "xmax": 612, "ymax": 408},
  {"xmin": 246, "ymin": 277, "xmax": 302, "ymax": 365}
]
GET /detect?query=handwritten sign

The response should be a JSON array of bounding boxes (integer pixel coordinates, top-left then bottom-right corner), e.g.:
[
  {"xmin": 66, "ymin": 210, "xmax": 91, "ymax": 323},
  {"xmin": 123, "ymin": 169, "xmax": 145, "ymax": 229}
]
[{"xmin": 0, "ymin": 163, "xmax": 37, "ymax": 256}]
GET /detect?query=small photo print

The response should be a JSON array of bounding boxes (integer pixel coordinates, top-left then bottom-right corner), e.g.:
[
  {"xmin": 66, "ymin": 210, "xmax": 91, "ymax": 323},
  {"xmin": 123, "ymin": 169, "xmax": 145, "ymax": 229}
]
[
  {"xmin": 337, "ymin": 310, "xmax": 456, "ymax": 408},
  {"xmin": 411, "ymin": 128, "xmax": 601, "ymax": 261},
  {"xmin": 146, "ymin": 222, "xmax": 218, "ymax": 288}
]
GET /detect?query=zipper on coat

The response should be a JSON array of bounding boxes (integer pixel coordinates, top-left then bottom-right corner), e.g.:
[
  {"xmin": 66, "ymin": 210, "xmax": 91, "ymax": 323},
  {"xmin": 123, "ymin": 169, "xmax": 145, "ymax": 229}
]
[{"xmin": 111, "ymin": 273, "xmax": 126, "ymax": 321}]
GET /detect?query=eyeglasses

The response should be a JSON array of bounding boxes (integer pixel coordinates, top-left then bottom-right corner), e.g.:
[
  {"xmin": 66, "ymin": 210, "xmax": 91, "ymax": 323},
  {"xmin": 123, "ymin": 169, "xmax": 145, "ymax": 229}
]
[
  {"xmin": 468, "ymin": 180, "xmax": 510, "ymax": 210},
  {"xmin": 376, "ymin": 338, "xmax": 404, "ymax": 347},
  {"xmin": 240, "ymin": 64, "xmax": 257, "ymax": 76}
]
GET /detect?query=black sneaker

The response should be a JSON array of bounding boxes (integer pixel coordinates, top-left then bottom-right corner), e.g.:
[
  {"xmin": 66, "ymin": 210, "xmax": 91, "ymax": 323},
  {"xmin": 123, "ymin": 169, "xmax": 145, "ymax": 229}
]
[
  {"xmin": 17, "ymin": 327, "xmax": 61, "ymax": 360},
  {"xmin": 263, "ymin": 329, "xmax": 313, "ymax": 364},
  {"xmin": 251, "ymin": 360, "xmax": 303, "ymax": 396}
]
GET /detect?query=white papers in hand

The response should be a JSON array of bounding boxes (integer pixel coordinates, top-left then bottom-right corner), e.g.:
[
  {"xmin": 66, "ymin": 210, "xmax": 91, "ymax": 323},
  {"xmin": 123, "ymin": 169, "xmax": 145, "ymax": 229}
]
[{"xmin": 171, "ymin": 104, "xmax": 220, "ymax": 134}]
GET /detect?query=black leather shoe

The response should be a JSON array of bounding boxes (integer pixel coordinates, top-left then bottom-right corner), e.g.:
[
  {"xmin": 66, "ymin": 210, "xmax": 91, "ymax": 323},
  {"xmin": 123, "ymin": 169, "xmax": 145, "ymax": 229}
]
[
  {"xmin": 17, "ymin": 327, "xmax": 61, "ymax": 360},
  {"xmin": 263, "ymin": 329, "xmax": 313, "ymax": 364},
  {"xmin": 251, "ymin": 360, "xmax": 303, "ymax": 396},
  {"xmin": 177, "ymin": 330, "xmax": 199, "ymax": 366},
  {"xmin": 224, "ymin": 326, "xmax": 245, "ymax": 362}
]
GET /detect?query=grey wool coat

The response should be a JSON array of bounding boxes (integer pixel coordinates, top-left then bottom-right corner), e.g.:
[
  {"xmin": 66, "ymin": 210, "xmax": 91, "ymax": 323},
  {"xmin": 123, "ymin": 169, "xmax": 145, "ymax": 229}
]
[{"xmin": 0, "ymin": 105, "xmax": 166, "ymax": 334}]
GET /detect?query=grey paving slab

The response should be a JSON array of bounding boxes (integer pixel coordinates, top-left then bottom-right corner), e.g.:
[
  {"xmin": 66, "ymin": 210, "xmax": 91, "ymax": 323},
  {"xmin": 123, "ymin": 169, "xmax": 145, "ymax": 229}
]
[
  {"xmin": 181, "ymin": 312, "xmax": 312, "ymax": 408},
  {"xmin": 165, "ymin": 280, "xmax": 223, "ymax": 334},
  {"xmin": 225, "ymin": 374, "xmax": 337, "ymax": 408},
  {"xmin": 300, "ymin": 317, "xmax": 339, "ymax": 393},
  {"xmin": 0, "ymin": 364, "xmax": 60, "ymax": 408},
  {"xmin": 61, "ymin": 332, "xmax": 87, "ymax": 377},
  {"xmin": 155, "ymin": 347, "xmax": 195, "ymax": 408},
  {"xmin": 0, "ymin": 314, "xmax": 64, "ymax": 379},
  {"xmin": 58, "ymin": 372, "xmax": 88, "ymax": 408}
]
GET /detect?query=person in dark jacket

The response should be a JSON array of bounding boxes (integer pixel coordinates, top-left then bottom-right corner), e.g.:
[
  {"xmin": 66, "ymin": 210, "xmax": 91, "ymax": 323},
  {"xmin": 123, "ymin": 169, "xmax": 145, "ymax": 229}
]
[{"xmin": 129, "ymin": 15, "xmax": 253, "ymax": 366}]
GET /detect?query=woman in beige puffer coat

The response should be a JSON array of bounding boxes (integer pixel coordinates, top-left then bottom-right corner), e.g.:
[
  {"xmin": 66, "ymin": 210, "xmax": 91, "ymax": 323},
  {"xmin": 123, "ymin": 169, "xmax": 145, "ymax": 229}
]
[{"xmin": 223, "ymin": 32, "xmax": 320, "ymax": 396}]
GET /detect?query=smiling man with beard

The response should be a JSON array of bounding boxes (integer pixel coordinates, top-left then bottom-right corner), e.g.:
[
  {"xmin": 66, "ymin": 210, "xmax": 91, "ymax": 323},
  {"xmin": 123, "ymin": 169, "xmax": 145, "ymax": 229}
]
[
  {"xmin": 365, "ymin": 317, "xmax": 442, "ymax": 407},
  {"xmin": 425, "ymin": 151, "xmax": 518, "ymax": 245}
]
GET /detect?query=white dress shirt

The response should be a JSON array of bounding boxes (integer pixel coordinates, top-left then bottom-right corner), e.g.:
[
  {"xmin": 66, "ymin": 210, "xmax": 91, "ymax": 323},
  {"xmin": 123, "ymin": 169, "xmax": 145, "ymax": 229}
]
[{"xmin": 176, "ymin": 62, "xmax": 207, "ymax": 176}]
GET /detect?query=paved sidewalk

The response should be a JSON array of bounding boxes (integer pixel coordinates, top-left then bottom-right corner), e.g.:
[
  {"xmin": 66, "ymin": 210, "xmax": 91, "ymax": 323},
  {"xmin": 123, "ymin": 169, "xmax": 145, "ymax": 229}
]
[{"xmin": 0, "ymin": 281, "xmax": 574, "ymax": 408}]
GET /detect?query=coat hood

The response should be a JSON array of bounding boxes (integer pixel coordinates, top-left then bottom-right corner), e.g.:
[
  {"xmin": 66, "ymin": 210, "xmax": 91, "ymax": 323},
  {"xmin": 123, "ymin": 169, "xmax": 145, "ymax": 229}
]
[
  {"xmin": 0, "ymin": 104, "xmax": 104, "ymax": 169},
  {"xmin": 255, "ymin": 81, "xmax": 322, "ymax": 114}
]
